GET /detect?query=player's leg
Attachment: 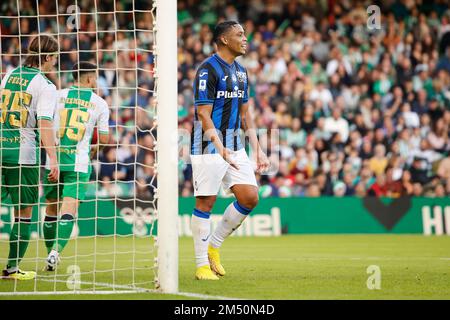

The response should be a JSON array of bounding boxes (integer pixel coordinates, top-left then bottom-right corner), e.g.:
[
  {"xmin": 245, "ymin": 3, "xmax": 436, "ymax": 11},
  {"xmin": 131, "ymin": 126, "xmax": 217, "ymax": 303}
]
[
  {"xmin": 192, "ymin": 195, "xmax": 218, "ymax": 280},
  {"xmin": 190, "ymin": 153, "xmax": 228, "ymax": 280},
  {"xmin": 209, "ymin": 149, "xmax": 259, "ymax": 276},
  {"xmin": 211, "ymin": 184, "xmax": 258, "ymax": 248},
  {"xmin": 50, "ymin": 196, "xmax": 77, "ymax": 251},
  {"xmin": 42, "ymin": 169, "xmax": 61, "ymax": 256},
  {"xmin": 43, "ymin": 201, "xmax": 58, "ymax": 254},
  {"xmin": 46, "ymin": 171, "xmax": 89, "ymax": 269},
  {"xmin": 2, "ymin": 165, "xmax": 39, "ymax": 280}
]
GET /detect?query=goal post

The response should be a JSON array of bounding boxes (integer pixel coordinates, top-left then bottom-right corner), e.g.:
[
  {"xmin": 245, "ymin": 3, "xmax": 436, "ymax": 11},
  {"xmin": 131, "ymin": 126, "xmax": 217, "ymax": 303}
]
[{"xmin": 155, "ymin": 0, "xmax": 179, "ymax": 294}]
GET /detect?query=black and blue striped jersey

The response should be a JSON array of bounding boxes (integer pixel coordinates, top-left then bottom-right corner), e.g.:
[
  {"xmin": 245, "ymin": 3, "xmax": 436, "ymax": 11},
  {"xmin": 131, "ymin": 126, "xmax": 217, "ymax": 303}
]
[{"xmin": 191, "ymin": 53, "xmax": 249, "ymax": 155}]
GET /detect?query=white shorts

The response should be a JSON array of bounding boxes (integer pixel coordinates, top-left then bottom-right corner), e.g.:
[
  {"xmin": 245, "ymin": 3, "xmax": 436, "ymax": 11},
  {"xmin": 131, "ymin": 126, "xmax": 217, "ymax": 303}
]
[{"xmin": 190, "ymin": 148, "xmax": 258, "ymax": 197}]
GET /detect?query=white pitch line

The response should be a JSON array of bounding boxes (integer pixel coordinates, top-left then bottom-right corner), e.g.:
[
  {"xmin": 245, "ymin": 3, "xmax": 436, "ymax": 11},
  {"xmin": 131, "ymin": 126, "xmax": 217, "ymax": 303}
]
[
  {"xmin": 176, "ymin": 291, "xmax": 242, "ymax": 300},
  {"xmin": 0, "ymin": 278, "xmax": 243, "ymax": 300},
  {"xmin": 0, "ymin": 290, "xmax": 146, "ymax": 296},
  {"xmin": 178, "ymin": 257, "xmax": 450, "ymax": 262}
]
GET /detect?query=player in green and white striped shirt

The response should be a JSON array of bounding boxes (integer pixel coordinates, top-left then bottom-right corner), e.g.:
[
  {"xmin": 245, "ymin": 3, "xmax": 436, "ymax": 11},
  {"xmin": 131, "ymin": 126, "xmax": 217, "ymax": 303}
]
[
  {"xmin": 1, "ymin": 35, "xmax": 59, "ymax": 280},
  {"xmin": 42, "ymin": 62, "xmax": 110, "ymax": 271}
]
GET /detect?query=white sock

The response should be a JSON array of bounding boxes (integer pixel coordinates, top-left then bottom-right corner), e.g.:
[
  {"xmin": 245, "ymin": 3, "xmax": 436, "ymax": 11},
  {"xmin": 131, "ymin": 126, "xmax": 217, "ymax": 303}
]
[
  {"xmin": 191, "ymin": 208, "xmax": 211, "ymax": 268},
  {"xmin": 210, "ymin": 201, "xmax": 251, "ymax": 249},
  {"xmin": 6, "ymin": 266, "xmax": 18, "ymax": 274}
]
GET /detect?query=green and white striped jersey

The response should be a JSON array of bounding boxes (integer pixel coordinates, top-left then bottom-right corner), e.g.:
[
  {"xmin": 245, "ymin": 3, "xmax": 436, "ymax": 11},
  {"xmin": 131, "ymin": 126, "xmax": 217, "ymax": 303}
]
[
  {"xmin": 0, "ymin": 66, "xmax": 56, "ymax": 165},
  {"xmin": 46, "ymin": 86, "xmax": 109, "ymax": 173}
]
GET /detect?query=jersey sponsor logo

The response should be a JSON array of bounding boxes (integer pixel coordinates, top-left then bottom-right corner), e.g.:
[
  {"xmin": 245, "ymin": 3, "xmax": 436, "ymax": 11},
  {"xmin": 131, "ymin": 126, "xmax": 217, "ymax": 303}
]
[
  {"xmin": 199, "ymin": 79, "xmax": 207, "ymax": 91},
  {"xmin": 198, "ymin": 69, "xmax": 208, "ymax": 78},
  {"xmin": 58, "ymin": 147, "xmax": 78, "ymax": 155},
  {"xmin": 236, "ymin": 71, "xmax": 247, "ymax": 83},
  {"xmin": 222, "ymin": 75, "xmax": 228, "ymax": 81},
  {"xmin": 216, "ymin": 90, "xmax": 245, "ymax": 98},
  {"xmin": 0, "ymin": 136, "xmax": 23, "ymax": 144}
]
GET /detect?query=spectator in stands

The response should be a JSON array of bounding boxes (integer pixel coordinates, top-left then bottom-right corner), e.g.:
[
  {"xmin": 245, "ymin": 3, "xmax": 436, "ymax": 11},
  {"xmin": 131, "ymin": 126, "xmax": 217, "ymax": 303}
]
[
  {"xmin": 369, "ymin": 144, "xmax": 388, "ymax": 176},
  {"xmin": 2, "ymin": 0, "xmax": 449, "ymax": 199},
  {"xmin": 323, "ymin": 108, "xmax": 349, "ymax": 143}
]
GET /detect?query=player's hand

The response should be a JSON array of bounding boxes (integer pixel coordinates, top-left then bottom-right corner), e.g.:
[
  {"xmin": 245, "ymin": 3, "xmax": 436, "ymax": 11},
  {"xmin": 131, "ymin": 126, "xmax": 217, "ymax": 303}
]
[
  {"xmin": 90, "ymin": 146, "xmax": 98, "ymax": 160},
  {"xmin": 222, "ymin": 148, "xmax": 240, "ymax": 170},
  {"xmin": 256, "ymin": 149, "xmax": 270, "ymax": 174},
  {"xmin": 47, "ymin": 156, "xmax": 59, "ymax": 182}
]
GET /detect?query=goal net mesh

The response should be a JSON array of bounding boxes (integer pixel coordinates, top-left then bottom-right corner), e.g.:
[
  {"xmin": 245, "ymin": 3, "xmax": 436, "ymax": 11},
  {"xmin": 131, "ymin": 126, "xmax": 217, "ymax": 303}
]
[{"xmin": 0, "ymin": 0, "xmax": 158, "ymax": 294}]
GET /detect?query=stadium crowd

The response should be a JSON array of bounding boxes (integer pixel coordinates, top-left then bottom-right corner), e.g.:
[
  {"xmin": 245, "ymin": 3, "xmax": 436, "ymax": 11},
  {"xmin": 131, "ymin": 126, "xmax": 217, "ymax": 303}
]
[
  {"xmin": 1, "ymin": 0, "xmax": 156, "ymax": 198},
  {"xmin": 1, "ymin": 0, "xmax": 450, "ymax": 199},
  {"xmin": 177, "ymin": 0, "xmax": 450, "ymax": 198}
]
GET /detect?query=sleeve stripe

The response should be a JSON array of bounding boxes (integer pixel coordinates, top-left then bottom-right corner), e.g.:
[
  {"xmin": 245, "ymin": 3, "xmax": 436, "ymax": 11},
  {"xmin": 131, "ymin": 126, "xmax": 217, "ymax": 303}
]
[
  {"xmin": 195, "ymin": 102, "xmax": 214, "ymax": 106},
  {"xmin": 37, "ymin": 116, "xmax": 53, "ymax": 121},
  {"xmin": 99, "ymin": 131, "xmax": 109, "ymax": 135},
  {"xmin": 195, "ymin": 99, "xmax": 214, "ymax": 103}
]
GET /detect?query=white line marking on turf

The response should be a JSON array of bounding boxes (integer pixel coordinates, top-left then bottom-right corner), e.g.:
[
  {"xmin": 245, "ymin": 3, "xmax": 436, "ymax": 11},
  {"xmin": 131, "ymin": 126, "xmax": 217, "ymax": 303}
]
[
  {"xmin": 0, "ymin": 277, "xmax": 242, "ymax": 300},
  {"xmin": 176, "ymin": 291, "xmax": 241, "ymax": 300},
  {"xmin": 0, "ymin": 290, "xmax": 144, "ymax": 296},
  {"xmin": 178, "ymin": 257, "xmax": 450, "ymax": 261}
]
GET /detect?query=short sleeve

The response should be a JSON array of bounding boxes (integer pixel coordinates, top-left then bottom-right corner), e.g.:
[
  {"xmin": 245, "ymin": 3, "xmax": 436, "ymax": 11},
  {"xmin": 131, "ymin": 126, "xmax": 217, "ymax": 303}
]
[
  {"xmin": 98, "ymin": 101, "xmax": 110, "ymax": 135},
  {"xmin": 36, "ymin": 80, "xmax": 57, "ymax": 121},
  {"xmin": 193, "ymin": 64, "xmax": 217, "ymax": 106}
]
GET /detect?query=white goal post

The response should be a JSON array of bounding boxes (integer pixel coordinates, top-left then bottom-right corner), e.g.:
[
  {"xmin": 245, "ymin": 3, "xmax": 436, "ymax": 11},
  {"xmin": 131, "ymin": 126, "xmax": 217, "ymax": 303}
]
[{"xmin": 155, "ymin": 0, "xmax": 179, "ymax": 294}]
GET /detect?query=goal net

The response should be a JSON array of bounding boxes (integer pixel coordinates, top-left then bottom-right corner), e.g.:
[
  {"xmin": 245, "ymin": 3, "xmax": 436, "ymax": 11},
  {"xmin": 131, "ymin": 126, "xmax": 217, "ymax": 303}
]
[{"xmin": 0, "ymin": 0, "xmax": 178, "ymax": 295}]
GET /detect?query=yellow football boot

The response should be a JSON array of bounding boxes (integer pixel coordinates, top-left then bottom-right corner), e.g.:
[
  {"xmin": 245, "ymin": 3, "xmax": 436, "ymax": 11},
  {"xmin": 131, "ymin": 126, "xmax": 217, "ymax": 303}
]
[
  {"xmin": 208, "ymin": 245, "xmax": 226, "ymax": 276},
  {"xmin": 2, "ymin": 269, "xmax": 36, "ymax": 280},
  {"xmin": 195, "ymin": 265, "xmax": 219, "ymax": 280}
]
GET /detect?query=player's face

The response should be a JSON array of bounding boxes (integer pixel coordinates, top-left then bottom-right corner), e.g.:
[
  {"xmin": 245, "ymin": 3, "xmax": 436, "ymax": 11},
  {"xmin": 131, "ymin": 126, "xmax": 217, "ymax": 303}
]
[{"xmin": 226, "ymin": 25, "xmax": 247, "ymax": 56}]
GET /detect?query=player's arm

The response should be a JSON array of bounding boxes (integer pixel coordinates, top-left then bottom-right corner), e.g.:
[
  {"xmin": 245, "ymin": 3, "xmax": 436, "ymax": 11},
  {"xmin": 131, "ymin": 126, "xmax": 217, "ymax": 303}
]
[
  {"xmin": 240, "ymin": 102, "xmax": 270, "ymax": 173},
  {"xmin": 37, "ymin": 86, "xmax": 59, "ymax": 182},
  {"xmin": 91, "ymin": 102, "xmax": 110, "ymax": 159},
  {"xmin": 90, "ymin": 132, "xmax": 109, "ymax": 160},
  {"xmin": 197, "ymin": 105, "xmax": 239, "ymax": 170},
  {"xmin": 240, "ymin": 68, "xmax": 269, "ymax": 173}
]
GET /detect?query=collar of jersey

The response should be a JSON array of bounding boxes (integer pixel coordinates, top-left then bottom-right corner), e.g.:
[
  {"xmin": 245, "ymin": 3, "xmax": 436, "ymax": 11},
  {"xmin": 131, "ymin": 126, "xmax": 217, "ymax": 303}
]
[
  {"xmin": 22, "ymin": 66, "xmax": 53, "ymax": 83},
  {"xmin": 213, "ymin": 53, "xmax": 234, "ymax": 68},
  {"xmin": 70, "ymin": 85, "xmax": 93, "ymax": 91}
]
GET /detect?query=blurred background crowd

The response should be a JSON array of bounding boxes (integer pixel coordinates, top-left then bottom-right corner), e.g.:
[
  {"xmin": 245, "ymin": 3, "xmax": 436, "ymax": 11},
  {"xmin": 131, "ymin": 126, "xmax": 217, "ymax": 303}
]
[
  {"xmin": 1, "ymin": 0, "xmax": 449, "ymax": 199},
  {"xmin": 1, "ymin": 0, "xmax": 157, "ymax": 199},
  {"xmin": 178, "ymin": 0, "xmax": 450, "ymax": 198}
]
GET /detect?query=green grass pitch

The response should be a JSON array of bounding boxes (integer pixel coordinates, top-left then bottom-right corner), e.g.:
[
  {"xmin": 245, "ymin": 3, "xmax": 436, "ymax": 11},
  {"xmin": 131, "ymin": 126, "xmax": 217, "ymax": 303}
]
[{"xmin": 0, "ymin": 235, "xmax": 449, "ymax": 299}]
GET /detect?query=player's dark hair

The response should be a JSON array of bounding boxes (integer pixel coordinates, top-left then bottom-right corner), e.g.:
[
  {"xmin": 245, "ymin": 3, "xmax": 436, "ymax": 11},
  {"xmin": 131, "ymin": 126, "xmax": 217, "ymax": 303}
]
[
  {"xmin": 24, "ymin": 35, "xmax": 58, "ymax": 68},
  {"xmin": 213, "ymin": 20, "xmax": 240, "ymax": 45},
  {"xmin": 72, "ymin": 61, "xmax": 97, "ymax": 81}
]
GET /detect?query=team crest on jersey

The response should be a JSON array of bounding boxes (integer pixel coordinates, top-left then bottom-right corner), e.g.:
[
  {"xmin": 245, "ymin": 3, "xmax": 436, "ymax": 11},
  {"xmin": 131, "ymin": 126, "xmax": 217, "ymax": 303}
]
[
  {"xmin": 198, "ymin": 69, "xmax": 208, "ymax": 91},
  {"xmin": 236, "ymin": 71, "xmax": 247, "ymax": 83}
]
